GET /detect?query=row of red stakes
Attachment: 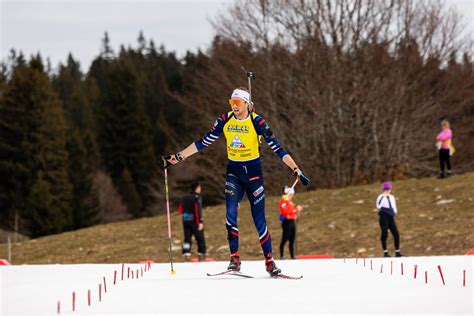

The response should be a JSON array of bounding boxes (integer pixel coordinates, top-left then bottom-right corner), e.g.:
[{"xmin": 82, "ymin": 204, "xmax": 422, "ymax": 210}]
[
  {"xmin": 57, "ymin": 261, "xmax": 152, "ymax": 314},
  {"xmin": 343, "ymin": 256, "xmax": 467, "ymax": 287}
]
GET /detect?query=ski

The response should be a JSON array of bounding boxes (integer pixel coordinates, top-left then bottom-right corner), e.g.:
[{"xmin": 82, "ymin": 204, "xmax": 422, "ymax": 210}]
[
  {"xmin": 206, "ymin": 270, "xmax": 254, "ymax": 278},
  {"xmin": 207, "ymin": 270, "xmax": 302, "ymax": 280},
  {"xmin": 271, "ymin": 273, "xmax": 303, "ymax": 280}
]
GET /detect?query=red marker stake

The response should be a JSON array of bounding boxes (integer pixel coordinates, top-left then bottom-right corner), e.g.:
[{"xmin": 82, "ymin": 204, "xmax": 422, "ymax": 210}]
[
  {"xmin": 99, "ymin": 283, "xmax": 102, "ymax": 302},
  {"xmin": 391, "ymin": 261, "xmax": 393, "ymax": 275},
  {"xmin": 57, "ymin": 301, "xmax": 60, "ymax": 314},
  {"xmin": 148, "ymin": 262, "xmax": 151, "ymax": 270},
  {"xmin": 121, "ymin": 262, "xmax": 125, "ymax": 281},
  {"xmin": 438, "ymin": 265, "xmax": 445, "ymax": 285},
  {"xmin": 88, "ymin": 289, "xmax": 91, "ymax": 306},
  {"xmin": 370, "ymin": 260, "xmax": 373, "ymax": 270},
  {"xmin": 356, "ymin": 256, "xmax": 358, "ymax": 264},
  {"xmin": 103, "ymin": 276, "xmax": 107, "ymax": 293},
  {"xmin": 141, "ymin": 267, "xmax": 143, "ymax": 277},
  {"xmin": 128, "ymin": 267, "xmax": 130, "ymax": 279},
  {"xmin": 136, "ymin": 269, "xmax": 139, "ymax": 279},
  {"xmin": 401, "ymin": 263, "xmax": 404, "ymax": 276},
  {"xmin": 414, "ymin": 265, "xmax": 418, "ymax": 279},
  {"xmin": 425, "ymin": 271, "xmax": 428, "ymax": 284},
  {"xmin": 72, "ymin": 291, "xmax": 76, "ymax": 312},
  {"xmin": 132, "ymin": 270, "xmax": 134, "ymax": 279},
  {"xmin": 113, "ymin": 270, "xmax": 117, "ymax": 285},
  {"xmin": 463, "ymin": 270, "xmax": 466, "ymax": 287},
  {"xmin": 363, "ymin": 257, "xmax": 366, "ymax": 267},
  {"xmin": 380, "ymin": 264, "xmax": 383, "ymax": 274}
]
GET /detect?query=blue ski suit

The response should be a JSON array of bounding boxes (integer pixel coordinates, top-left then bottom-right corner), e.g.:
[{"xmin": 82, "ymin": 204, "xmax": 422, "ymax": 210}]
[{"xmin": 195, "ymin": 111, "xmax": 288, "ymax": 256}]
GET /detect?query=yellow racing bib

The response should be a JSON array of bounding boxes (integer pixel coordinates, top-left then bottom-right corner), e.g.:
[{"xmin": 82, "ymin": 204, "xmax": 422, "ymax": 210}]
[{"xmin": 223, "ymin": 112, "xmax": 260, "ymax": 162}]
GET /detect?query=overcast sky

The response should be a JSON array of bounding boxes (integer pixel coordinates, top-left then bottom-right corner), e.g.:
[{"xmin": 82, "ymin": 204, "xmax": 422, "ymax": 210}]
[
  {"xmin": 1, "ymin": 0, "xmax": 473, "ymax": 72},
  {"xmin": 0, "ymin": 0, "xmax": 232, "ymax": 71}
]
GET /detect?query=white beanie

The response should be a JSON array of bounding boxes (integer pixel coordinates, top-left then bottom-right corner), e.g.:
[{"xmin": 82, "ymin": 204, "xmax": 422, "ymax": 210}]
[
  {"xmin": 284, "ymin": 186, "xmax": 295, "ymax": 196},
  {"xmin": 231, "ymin": 89, "xmax": 250, "ymax": 104}
]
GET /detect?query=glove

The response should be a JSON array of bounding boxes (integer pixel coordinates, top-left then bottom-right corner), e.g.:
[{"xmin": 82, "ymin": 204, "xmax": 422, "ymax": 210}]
[
  {"xmin": 293, "ymin": 167, "xmax": 310, "ymax": 187},
  {"xmin": 161, "ymin": 152, "xmax": 185, "ymax": 169}
]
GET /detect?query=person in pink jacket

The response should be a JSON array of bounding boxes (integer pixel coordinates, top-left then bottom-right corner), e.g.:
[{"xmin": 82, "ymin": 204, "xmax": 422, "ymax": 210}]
[{"xmin": 436, "ymin": 120, "xmax": 454, "ymax": 178}]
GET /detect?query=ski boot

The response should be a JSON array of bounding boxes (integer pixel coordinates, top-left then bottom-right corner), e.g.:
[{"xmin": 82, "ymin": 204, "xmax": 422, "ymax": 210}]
[
  {"xmin": 183, "ymin": 253, "xmax": 191, "ymax": 262},
  {"xmin": 198, "ymin": 253, "xmax": 206, "ymax": 262},
  {"xmin": 227, "ymin": 253, "xmax": 241, "ymax": 271},
  {"xmin": 265, "ymin": 253, "xmax": 281, "ymax": 276},
  {"xmin": 395, "ymin": 250, "xmax": 403, "ymax": 257},
  {"xmin": 384, "ymin": 251, "xmax": 391, "ymax": 257}
]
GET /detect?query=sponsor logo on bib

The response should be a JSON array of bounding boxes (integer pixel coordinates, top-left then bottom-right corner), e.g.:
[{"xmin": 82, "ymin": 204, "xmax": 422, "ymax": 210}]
[
  {"xmin": 227, "ymin": 124, "xmax": 250, "ymax": 133},
  {"xmin": 230, "ymin": 135, "xmax": 246, "ymax": 148}
]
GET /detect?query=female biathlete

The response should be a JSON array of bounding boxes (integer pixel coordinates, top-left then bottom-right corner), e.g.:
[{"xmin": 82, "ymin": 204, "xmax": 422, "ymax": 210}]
[{"xmin": 162, "ymin": 87, "xmax": 310, "ymax": 276}]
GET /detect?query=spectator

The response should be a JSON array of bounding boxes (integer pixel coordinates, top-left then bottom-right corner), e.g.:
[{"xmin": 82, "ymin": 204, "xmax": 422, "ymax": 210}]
[
  {"xmin": 279, "ymin": 186, "xmax": 303, "ymax": 259},
  {"xmin": 178, "ymin": 181, "xmax": 206, "ymax": 262},
  {"xmin": 436, "ymin": 120, "xmax": 455, "ymax": 179},
  {"xmin": 376, "ymin": 182, "xmax": 402, "ymax": 257}
]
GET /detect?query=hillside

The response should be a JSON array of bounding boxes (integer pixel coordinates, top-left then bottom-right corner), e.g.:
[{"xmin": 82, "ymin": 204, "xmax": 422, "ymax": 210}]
[{"xmin": 1, "ymin": 173, "xmax": 473, "ymax": 264}]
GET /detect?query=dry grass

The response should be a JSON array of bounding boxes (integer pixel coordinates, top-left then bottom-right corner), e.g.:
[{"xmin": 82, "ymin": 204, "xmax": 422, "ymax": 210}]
[{"xmin": 1, "ymin": 173, "xmax": 473, "ymax": 264}]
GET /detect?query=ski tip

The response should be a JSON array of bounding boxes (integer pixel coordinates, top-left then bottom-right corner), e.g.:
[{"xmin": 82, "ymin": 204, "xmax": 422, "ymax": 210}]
[
  {"xmin": 207, "ymin": 271, "xmax": 254, "ymax": 278},
  {"xmin": 272, "ymin": 274, "xmax": 303, "ymax": 280}
]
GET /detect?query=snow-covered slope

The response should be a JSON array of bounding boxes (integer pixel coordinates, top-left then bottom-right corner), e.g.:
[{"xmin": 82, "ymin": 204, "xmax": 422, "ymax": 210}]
[{"xmin": 1, "ymin": 256, "xmax": 472, "ymax": 315}]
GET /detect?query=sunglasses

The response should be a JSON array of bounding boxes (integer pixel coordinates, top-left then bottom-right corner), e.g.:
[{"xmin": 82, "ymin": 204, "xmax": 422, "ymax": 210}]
[{"xmin": 229, "ymin": 98, "xmax": 247, "ymax": 106}]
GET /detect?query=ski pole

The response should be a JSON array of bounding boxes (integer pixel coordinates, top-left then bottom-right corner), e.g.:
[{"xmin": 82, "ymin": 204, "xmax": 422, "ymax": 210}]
[
  {"xmin": 290, "ymin": 178, "xmax": 299, "ymax": 190},
  {"xmin": 164, "ymin": 168, "xmax": 176, "ymax": 275},
  {"xmin": 290, "ymin": 177, "xmax": 299, "ymax": 257},
  {"xmin": 241, "ymin": 66, "xmax": 256, "ymax": 112}
]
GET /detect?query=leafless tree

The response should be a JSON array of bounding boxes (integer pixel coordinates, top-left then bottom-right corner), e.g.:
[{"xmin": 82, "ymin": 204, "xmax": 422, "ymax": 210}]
[{"xmin": 186, "ymin": 0, "xmax": 472, "ymax": 193}]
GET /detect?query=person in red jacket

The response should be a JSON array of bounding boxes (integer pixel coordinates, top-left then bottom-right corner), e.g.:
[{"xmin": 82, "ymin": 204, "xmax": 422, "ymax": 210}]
[{"xmin": 279, "ymin": 186, "xmax": 303, "ymax": 259}]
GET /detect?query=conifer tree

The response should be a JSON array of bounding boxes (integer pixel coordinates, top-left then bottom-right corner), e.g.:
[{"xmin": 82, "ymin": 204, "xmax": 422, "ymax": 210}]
[
  {"xmin": 94, "ymin": 60, "xmax": 156, "ymax": 216},
  {"xmin": 101, "ymin": 32, "xmax": 114, "ymax": 60},
  {"xmin": 54, "ymin": 54, "xmax": 102, "ymax": 224},
  {"xmin": 66, "ymin": 129, "xmax": 101, "ymax": 229},
  {"xmin": 116, "ymin": 168, "xmax": 142, "ymax": 217},
  {"xmin": 0, "ymin": 56, "xmax": 73, "ymax": 236},
  {"xmin": 25, "ymin": 171, "xmax": 58, "ymax": 237}
]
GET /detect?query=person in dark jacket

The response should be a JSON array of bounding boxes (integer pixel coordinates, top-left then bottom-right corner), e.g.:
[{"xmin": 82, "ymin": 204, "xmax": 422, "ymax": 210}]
[{"xmin": 179, "ymin": 181, "xmax": 206, "ymax": 261}]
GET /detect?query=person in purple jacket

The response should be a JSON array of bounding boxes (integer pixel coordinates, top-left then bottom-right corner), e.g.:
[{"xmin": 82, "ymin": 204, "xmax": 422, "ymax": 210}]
[{"xmin": 436, "ymin": 120, "xmax": 455, "ymax": 179}]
